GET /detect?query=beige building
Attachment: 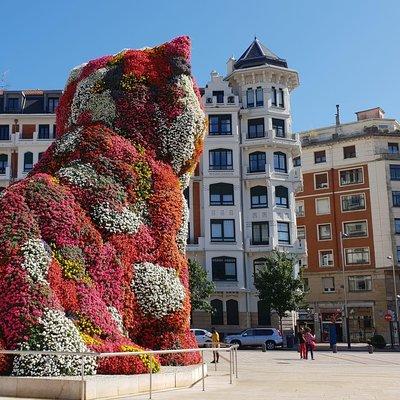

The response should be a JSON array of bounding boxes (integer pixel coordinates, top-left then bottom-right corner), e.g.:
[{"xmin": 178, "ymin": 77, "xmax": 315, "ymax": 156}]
[{"xmin": 297, "ymin": 107, "xmax": 400, "ymax": 344}]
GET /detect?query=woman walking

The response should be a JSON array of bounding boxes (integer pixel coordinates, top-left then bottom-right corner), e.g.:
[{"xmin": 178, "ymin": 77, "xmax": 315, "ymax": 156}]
[
  {"xmin": 297, "ymin": 327, "xmax": 306, "ymax": 359},
  {"xmin": 304, "ymin": 327, "xmax": 316, "ymax": 360}
]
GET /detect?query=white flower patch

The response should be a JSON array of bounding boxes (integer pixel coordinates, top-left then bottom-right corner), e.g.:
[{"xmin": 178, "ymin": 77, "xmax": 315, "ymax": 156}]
[
  {"xmin": 176, "ymin": 193, "xmax": 189, "ymax": 254},
  {"xmin": 132, "ymin": 262, "xmax": 185, "ymax": 319},
  {"xmin": 179, "ymin": 173, "xmax": 191, "ymax": 190},
  {"xmin": 108, "ymin": 306, "xmax": 127, "ymax": 335},
  {"xmin": 70, "ymin": 67, "xmax": 116, "ymax": 127},
  {"xmin": 58, "ymin": 161, "xmax": 99, "ymax": 188},
  {"xmin": 66, "ymin": 62, "xmax": 87, "ymax": 86},
  {"xmin": 156, "ymin": 74, "xmax": 205, "ymax": 173},
  {"xmin": 12, "ymin": 308, "xmax": 97, "ymax": 377},
  {"xmin": 21, "ymin": 239, "xmax": 52, "ymax": 283},
  {"xmin": 54, "ymin": 128, "xmax": 82, "ymax": 155},
  {"xmin": 91, "ymin": 202, "xmax": 143, "ymax": 234}
]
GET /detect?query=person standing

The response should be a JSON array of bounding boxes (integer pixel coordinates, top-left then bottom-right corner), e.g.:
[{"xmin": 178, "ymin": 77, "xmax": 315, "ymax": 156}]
[
  {"xmin": 304, "ymin": 327, "xmax": 316, "ymax": 360},
  {"xmin": 297, "ymin": 327, "xmax": 306, "ymax": 359},
  {"xmin": 211, "ymin": 327, "xmax": 220, "ymax": 363}
]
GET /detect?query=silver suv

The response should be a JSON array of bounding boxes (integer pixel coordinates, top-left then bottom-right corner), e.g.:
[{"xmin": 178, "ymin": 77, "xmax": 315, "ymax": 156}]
[{"xmin": 224, "ymin": 328, "xmax": 283, "ymax": 350}]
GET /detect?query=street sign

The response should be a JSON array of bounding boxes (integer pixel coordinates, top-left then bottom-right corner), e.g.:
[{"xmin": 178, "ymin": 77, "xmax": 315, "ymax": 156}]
[{"xmin": 385, "ymin": 312, "xmax": 393, "ymax": 322}]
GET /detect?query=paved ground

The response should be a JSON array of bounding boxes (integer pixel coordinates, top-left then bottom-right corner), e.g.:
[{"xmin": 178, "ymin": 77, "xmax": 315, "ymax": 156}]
[{"xmin": 135, "ymin": 349, "xmax": 400, "ymax": 400}]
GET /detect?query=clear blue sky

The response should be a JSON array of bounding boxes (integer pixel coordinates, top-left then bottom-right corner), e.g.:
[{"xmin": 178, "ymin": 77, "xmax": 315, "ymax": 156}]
[{"xmin": 1, "ymin": 0, "xmax": 399, "ymax": 132}]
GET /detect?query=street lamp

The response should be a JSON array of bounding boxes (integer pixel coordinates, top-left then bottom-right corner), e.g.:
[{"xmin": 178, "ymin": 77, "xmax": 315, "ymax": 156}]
[
  {"xmin": 339, "ymin": 232, "xmax": 351, "ymax": 349},
  {"xmin": 387, "ymin": 256, "xmax": 400, "ymax": 345}
]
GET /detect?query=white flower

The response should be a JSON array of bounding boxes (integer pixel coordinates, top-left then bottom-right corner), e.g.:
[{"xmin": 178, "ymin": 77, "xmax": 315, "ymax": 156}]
[
  {"xmin": 21, "ymin": 239, "xmax": 51, "ymax": 283},
  {"xmin": 70, "ymin": 68, "xmax": 116, "ymax": 126},
  {"xmin": 12, "ymin": 308, "xmax": 97, "ymax": 377},
  {"xmin": 108, "ymin": 306, "xmax": 126, "ymax": 335},
  {"xmin": 132, "ymin": 262, "xmax": 185, "ymax": 319},
  {"xmin": 58, "ymin": 161, "xmax": 99, "ymax": 188},
  {"xmin": 176, "ymin": 193, "xmax": 189, "ymax": 254},
  {"xmin": 91, "ymin": 202, "xmax": 144, "ymax": 234},
  {"xmin": 66, "ymin": 62, "xmax": 87, "ymax": 85},
  {"xmin": 54, "ymin": 128, "xmax": 82, "ymax": 155}
]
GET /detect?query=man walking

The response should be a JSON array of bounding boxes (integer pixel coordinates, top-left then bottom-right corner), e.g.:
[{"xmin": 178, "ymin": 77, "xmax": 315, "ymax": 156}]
[{"xmin": 211, "ymin": 327, "xmax": 220, "ymax": 363}]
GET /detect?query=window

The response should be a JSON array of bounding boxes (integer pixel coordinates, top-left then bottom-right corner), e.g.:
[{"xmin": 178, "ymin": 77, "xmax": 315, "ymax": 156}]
[
  {"xmin": 297, "ymin": 226, "xmax": 306, "ymax": 239},
  {"xmin": 212, "ymin": 91, "xmax": 224, "ymax": 103},
  {"xmin": 252, "ymin": 222, "xmax": 269, "ymax": 245},
  {"xmin": 253, "ymin": 258, "xmax": 267, "ymax": 275},
  {"xmin": 255, "ymin": 87, "xmax": 263, "ymax": 107},
  {"xmin": 395, "ymin": 219, "xmax": 400, "ymax": 234},
  {"xmin": 210, "ymin": 299, "xmax": 223, "ymax": 325},
  {"xmin": 7, "ymin": 97, "xmax": 20, "ymax": 111},
  {"xmin": 341, "ymin": 193, "xmax": 365, "ymax": 211},
  {"xmin": 316, "ymin": 197, "xmax": 330, "ymax": 215},
  {"xmin": 318, "ymin": 224, "xmax": 332, "ymax": 240},
  {"xmin": 226, "ymin": 299, "xmax": 239, "ymax": 325},
  {"xmin": 23, "ymin": 152, "xmax": 33, "ymax": 172},
  {"xmin": 278, "ymin": 88, "xmax": 284, "ymax": 107},
  {"xmin": 271, "ymin": 87, "xmax": 277, "ymax": 106},
  {"xmin": 322, "ymin": 277, "xmax": 335, "ymax": 293},
  {"xmin": 47, "ymin": 97, "xmax": 59, "ymax": 113},
  {"xmin": 345, "ymin": 248, "xmax": 370, "ymax": 265},
  {"xmin": 343, "ymin": 145, "xmax": 356, "ymax": 159},
  {"xmin": 210, "ymin": 183, "xmax": 234, "ymax": 206},
  {"xmin": 315, "ymin": 172, "xmax": 328, "ymax": 189},
  {"xmin": 257, "ymin": 300, "xmax": 271, "ymax": 326},
  {"xmin": 38, "ymin": 124, "xmax": 50, "ymax": 139},
  {"xmin": 209, "ymin": 149, "xmax": 233, "ymax": 170},
  {"xmin": 210, "ymin": 219, "xmax": 235, "ymax": 242},
  {"xmin": 0, "ymin": 125, "xmax": 10, "ymax": 140},
  {"xmin": 348, "ymin": 276, "xmax": 372, "ymax": 292},
  {"xmin": 302, "ymin": 278, "xmax": 310, "ymax": 292},
  {"xmin": 393, "ymin": 191, "xmax": 400, "ymax": 207},
  {"xmin": 314, "ymin": 150, "xmax": 326, "ymax": 164},
  {"xmin": 275, "ymin": 186, "xmax": 289, "ymax": 208},
  {"xmin": 274, "ymin": 151, "xmax": 287, "ymax": 173},
  {"xmin": 246, "ymin": 88, "xmax": 254, "ymax": 107},
  {"xmin": 340, "ymin": 168, "xmax": 363, "ymax": 185},
  {"xmin": 248, "ymin": 118, "xmax": 265, "ymax": 139},
  {"xmin": 272, "ymin": 118, "xmax": 285, "ymax": 138},
  {"xmin": 397, "ymin": 246, "xmax": 400, "ymax": 263},
  {"xmin": 277, "ymin": 222, "xmax": 290, "ymax": 244},
  {"xmin": 212, "ymin": 257, "xmax": 237, "ymax": 281},
  {"xmin": 293, "ymin": 156, "xmax": 301, "ymax": 167},
  {"xmin": 209, "ymin": 115, "xmax": 232, "ymax": 135},
  {"xmin": 343, "ymin": 221, "xmax": 367, "ymax": 237},
  {"xmin": 0, "ymin": 154, "xmax": 8, "ymax": 174},
  {"xmin": 390, "ymin": 165, "xmax": 400, "ymax": 181},
  {"xmin": 249, "ymin": 152, "xmax": 266, "ymax": 172},
  {"xmin": 295, "ymin": 201, "xmax": 304, "ymax": 217},
  {"xmin": 319, "ymin": 250, "xmax": 333, "ymax": 267},
  {"xmin": 388, "ymin": 143, "xmax": 399, "ymax": 154},
  {"xmin": 250, "ymin": 186, "xmax": 267, "ymax": 208}
]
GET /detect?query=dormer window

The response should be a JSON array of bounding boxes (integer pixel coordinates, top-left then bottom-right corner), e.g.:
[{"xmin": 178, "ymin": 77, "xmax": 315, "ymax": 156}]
[{"xmin": 212, "ymin": 91, "xmax": 224, "ymax": 103}]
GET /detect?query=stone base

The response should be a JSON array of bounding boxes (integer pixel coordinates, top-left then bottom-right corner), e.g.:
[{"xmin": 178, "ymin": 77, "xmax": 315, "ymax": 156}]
[{"xmin": 0, "ymin": 364, "xmax": 206, "ymax": 399}]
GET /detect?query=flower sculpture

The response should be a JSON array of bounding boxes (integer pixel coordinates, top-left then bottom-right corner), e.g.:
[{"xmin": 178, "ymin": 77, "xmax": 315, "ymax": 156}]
[{"xmin": 0, "ymin": 36, "xmax": 205, "ymax": 376}]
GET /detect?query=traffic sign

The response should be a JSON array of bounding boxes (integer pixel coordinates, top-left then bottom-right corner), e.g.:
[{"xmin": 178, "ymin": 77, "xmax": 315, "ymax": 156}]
[{"xmin": 385, "ymin": 311, "xmax": 393, "ymax": 322}]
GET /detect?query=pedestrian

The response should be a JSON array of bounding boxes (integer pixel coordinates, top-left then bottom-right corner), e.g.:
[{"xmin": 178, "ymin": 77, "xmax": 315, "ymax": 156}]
[
  {"xmin": 211, "ymin": 327, "xmax": 220, "ymax": 363},
  {"xmin": 297, "ymin": 327, "xmax": 306, "ymax": 359},
  {"xmin": 304, "ymin": 327, "xmax": 316, "ymax": 360}
]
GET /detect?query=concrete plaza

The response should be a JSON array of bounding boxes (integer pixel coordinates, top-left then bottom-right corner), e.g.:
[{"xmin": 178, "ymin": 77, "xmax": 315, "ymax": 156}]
[{"xmin": 136, "ymin": 349, "xmax": 400, "ymax": 400}]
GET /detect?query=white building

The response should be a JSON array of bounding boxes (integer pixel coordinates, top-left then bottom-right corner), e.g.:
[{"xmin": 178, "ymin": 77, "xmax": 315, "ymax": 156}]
[
  {"xmin": 187, "ymin": 39, "xmax": 303, "ymax": 333},
  {"xmin": 0, "ymin": 90, "xmax": 61, "ymax": 190}
]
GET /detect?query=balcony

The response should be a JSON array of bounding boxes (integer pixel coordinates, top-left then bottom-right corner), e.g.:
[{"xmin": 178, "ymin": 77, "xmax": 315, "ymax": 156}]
[
  {"xmin": 374, "ymin": 148, "xmax": 400, "ymax": 160},
  {"xmin": 186, "ymin": 236, "xmax": 205, "ymax": 251},
  {"xmin": 245, "ymin": 237, "xmax": 273, "ymax": 253},
  {"xmin": 0, "ymin": 166, "xmax": 11, "ymax": 181},
  {"xmin": 275, "ymin": 239, "xmax": 307, "ymax": 255},
  {"xmin": 17, "ymin": 131, "xmax": 56, "ymax": 143}
]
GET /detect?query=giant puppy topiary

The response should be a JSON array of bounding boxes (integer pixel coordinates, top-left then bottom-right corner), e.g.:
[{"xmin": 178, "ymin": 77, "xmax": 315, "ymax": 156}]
[{"xmin": 0, "ymin": 36, "xmax": 205, "ymax": 376}]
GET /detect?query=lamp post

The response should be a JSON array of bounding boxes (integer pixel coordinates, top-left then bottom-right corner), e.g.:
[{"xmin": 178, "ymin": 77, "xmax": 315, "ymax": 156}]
[
  {"xmin": 387, "ymin": 256, "xmax": 400, "ymax": 345},
  {"xmin": 339, "ymin": 232, "xmax": 351, "ymax": 349}
]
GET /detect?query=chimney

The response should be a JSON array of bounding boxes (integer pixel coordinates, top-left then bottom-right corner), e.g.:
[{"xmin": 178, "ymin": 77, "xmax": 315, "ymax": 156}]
[
  {"xmin": 333, "ymin": 105, "xmax": 341, "ymax": 139},
  {"xmin": 355, "ymin": 107, "xmax": 385, "ymax": 121},
  {"xmin": 226, "ymin": 56, "xmax": 236, "ymax": 75}
]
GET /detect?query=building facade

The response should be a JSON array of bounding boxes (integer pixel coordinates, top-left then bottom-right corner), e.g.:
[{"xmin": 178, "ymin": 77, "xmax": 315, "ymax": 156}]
[
  {"xmin": 187, "ymin": 39, "xmax": 304, "ymax": 333},
  {"xmin": 297, "ymin": 107, "xmax": 400, "ymax": 343},
  {"xmin": 0, "ymin": 90, "xmax": 61, "ymax": 190}
]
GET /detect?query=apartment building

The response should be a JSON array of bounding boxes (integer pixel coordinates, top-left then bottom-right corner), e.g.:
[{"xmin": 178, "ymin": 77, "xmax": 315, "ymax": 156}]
[
  {"xmin": 187, "ymin": 39, "xmax": 304, "ymax": 333},
  {"xmin": 297, "ymin": 107, "xmax": 400, "ymax": 343},
  {"xmin": 0, "ymin": 90, "xmax": 61, "ymax": 190}
]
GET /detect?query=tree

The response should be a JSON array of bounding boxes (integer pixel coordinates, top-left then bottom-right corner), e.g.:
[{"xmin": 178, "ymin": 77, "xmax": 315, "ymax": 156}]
[
  {"xmin": 188, "ymin": 259, "xmax": 215, "ymax": 314},
  {"xmin": 254, "ymin": 251, "xmax": 305, "ymax": 333}
]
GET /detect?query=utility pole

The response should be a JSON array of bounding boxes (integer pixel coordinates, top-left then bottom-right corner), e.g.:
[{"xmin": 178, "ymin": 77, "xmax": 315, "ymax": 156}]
[
  {"xmin": 340, "ymin": 232, "xmax": 351, "ymax": 348},
  {"xmin": 387, "ymin": 256, "xmax": 400, "ymax": 345}
]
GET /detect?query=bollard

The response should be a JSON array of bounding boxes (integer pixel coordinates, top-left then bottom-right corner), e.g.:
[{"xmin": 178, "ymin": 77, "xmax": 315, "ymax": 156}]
[
  {"xmin": 332, "ymin": 344, "xmax": 337, "ymax": 353},
  {"xmin": 368, "ymin": 344, "xmax": 373, "ymax": 354},
  {"xmin": 262, "ymin": 343, "xmax": 267, "ymax": 352}
]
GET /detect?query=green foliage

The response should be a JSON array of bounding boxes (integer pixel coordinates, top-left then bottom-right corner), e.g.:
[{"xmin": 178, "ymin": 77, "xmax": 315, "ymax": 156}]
[
  {"xmin": 370, "ymin": 334, "xmax": 386, "ymax": 349},
  {"xmin": 253, "ymin": 251, "xmax": 305, "ymax": 321},
  {"xmin": 188, "ymin": 259, "xmax": 215, "ymax": 313}
]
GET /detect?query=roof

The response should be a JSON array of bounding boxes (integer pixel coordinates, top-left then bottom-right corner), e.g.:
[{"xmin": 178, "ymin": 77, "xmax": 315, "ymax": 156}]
[{"xmin": 234, "ymin": 38, "xmax": 288, "ymax": 70}]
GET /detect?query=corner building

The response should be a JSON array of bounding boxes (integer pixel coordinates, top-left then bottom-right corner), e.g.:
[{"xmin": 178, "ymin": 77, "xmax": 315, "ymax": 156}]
[
  {"xmin": 297, "ymin": 107, "xmax": 400, "ymax": 343},
  {"xmin": 187, "ymin": 39, "xmax": 304, "ymax": 333}
]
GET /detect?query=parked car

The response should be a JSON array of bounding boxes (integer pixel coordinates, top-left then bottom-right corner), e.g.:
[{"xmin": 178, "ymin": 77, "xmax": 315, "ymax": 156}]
[
  {"xmin": 191, "ymin": 329, "xmax": 212, "ymax": 347},
  {"xmin": 224, "ymin": 328, "xmax": 283, "ymax": 350}
]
